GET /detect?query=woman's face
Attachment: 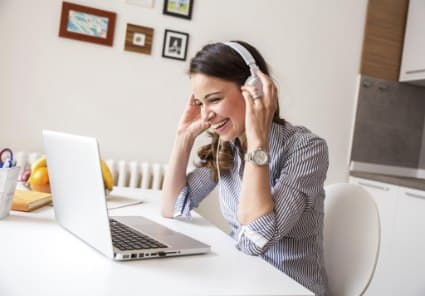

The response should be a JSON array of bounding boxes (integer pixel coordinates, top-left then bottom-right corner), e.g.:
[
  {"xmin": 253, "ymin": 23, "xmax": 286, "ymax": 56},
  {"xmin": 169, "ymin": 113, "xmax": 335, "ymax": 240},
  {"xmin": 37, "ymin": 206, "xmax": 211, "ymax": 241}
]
[{"xmin": 191, "ymin": 73, "xmax": 245, "ymax": 142}]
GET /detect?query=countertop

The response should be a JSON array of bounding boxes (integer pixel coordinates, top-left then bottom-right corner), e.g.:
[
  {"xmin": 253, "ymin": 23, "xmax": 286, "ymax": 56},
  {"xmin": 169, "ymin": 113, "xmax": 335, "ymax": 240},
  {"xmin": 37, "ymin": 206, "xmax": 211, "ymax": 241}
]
[{"xmin": 350, "ymin": 171, "xmax": 425, "ymax": 191}]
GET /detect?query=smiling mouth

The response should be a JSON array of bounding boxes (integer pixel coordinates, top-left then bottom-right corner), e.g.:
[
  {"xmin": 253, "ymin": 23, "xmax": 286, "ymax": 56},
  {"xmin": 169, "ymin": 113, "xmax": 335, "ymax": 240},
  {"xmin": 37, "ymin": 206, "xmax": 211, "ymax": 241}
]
[{"xmin": 211, "ymin": 119, "xmax": 229, "ymax": 131}]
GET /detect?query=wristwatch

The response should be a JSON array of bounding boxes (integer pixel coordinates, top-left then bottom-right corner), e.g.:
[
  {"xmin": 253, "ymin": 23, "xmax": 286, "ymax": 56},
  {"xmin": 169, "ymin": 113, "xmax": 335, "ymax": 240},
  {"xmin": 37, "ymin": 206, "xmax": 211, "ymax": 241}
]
[{"xmin": 244, "ymin": 148, "xmax": 269, "ymax": 166}]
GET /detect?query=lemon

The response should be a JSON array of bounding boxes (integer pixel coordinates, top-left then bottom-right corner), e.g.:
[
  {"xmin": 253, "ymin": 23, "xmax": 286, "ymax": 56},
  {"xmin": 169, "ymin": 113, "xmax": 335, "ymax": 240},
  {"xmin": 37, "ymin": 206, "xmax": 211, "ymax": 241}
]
[
  {"xmin": 29, "ymin": 167, "xmax": 49, "ymax": 185},
  {"xmin": 100, "ymin": 160, "xmax": 114, "ymax": 190}
]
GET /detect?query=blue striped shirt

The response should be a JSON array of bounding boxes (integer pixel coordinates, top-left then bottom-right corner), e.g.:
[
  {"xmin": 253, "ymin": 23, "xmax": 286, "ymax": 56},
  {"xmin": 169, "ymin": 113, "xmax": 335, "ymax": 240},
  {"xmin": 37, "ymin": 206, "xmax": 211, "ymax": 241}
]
[{"xmin": 174, "ymin": 121, "xmax": 329, "ymax": 295}]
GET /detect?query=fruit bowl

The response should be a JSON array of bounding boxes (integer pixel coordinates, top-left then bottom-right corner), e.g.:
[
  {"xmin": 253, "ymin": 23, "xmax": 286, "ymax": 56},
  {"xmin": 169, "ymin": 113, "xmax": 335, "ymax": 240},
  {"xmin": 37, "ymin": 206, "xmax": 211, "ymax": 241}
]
[{"xmin": 30, "ymin": 183, "xmax": 51, "ymax": 193}]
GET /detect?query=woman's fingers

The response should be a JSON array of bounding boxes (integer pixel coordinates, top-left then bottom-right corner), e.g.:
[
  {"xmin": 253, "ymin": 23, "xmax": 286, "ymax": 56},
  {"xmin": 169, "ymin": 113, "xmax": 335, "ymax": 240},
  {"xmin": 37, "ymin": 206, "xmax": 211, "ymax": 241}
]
[
  {"xmin": 188, "ymin": 93, "xmax": 195, "ymax": 103},
  {"xmin": 182, "ymin": 94, "xmax": 196, "ymax": 114},
  {"xmin": 241, "ymin": 86, "xmax": 260, "ymax": 112},
  {"xmin": 241, "ymin": 85, "xmax": 265, "ymax": 112},
  {"xmin": 193, "ymin": 121, "xmax": 210, "ymax": 134},
  {"xmin": 255, "ymin": 70, "xmax": 277, "ymax": 109},
  {"xmin": 241, "ymin": 88, "xmax": 254, "ymax": 110}
]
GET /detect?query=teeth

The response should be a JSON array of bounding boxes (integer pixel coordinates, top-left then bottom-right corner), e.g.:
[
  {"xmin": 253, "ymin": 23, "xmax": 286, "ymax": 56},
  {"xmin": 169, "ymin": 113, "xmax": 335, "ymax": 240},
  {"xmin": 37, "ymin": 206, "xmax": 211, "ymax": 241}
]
[{"xmin": 212, "ymin": 119, "xmax": 228, "ymax": 129}]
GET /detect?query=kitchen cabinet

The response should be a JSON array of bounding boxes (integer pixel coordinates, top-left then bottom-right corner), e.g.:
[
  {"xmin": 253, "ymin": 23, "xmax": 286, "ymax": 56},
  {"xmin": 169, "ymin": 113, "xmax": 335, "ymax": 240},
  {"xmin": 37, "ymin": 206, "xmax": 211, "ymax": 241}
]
[
  {"xmin": 391, "ymin": 186, "xmax": 425, "ymax": 295},
  {"xmin": 349, "ymin": 177, "xmax": 397, "ymax": 295},
  {"xmin": 360, "ymin": 0, "xmax": 409, "ymax": 81},
  {"xmin": 399, "ymin": 0, "xmax": 425, "ymax": 85},
  {"xmin": 349, "ymin": 177, "xmax": 425, "ymax": 295}
]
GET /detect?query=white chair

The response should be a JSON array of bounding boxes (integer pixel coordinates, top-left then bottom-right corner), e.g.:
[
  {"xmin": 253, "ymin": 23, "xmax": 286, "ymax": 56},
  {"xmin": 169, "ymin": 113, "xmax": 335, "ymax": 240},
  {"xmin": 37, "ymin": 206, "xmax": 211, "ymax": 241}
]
[{"xmin": 324, "ymin": 183, "xmax": 380, "ymax": 296}]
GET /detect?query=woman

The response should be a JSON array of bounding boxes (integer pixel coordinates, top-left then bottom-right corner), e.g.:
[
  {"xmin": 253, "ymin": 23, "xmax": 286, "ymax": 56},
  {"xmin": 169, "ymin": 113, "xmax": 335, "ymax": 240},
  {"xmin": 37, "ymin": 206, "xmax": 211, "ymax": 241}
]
[{"xmin": 161, "ymin": 41, "xmax": 329, "ymax": 295}]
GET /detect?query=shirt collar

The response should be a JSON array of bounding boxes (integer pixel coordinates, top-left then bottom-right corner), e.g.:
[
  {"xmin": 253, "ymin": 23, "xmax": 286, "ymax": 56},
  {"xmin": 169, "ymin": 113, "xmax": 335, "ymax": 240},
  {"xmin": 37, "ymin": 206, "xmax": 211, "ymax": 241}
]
[{"xmin": 229, "ymin": 137, "xmax": 243, "ymax": 151}]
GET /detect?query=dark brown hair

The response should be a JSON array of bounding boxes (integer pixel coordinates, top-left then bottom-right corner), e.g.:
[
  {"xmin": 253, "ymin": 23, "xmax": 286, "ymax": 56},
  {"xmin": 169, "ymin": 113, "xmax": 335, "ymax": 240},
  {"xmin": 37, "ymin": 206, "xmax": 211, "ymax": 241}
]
[{"xmin": 189, "ymin": 41, "xmax": 285, "ymax": 181}]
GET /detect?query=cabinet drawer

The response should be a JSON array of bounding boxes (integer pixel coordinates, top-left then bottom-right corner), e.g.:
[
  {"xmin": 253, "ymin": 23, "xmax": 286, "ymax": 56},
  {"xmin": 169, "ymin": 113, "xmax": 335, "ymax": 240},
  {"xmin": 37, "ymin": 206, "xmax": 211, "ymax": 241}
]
[{"xmin": 391, "ymin": 187, "xmax": 425, "ymax": 295}]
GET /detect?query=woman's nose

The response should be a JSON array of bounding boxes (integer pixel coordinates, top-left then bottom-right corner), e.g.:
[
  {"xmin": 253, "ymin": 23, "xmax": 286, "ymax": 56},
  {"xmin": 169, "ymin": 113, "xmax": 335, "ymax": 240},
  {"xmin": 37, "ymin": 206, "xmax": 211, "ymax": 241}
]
[{"xmin": 201, "ymin": 108, "xmax": 215, "ymax": 122}]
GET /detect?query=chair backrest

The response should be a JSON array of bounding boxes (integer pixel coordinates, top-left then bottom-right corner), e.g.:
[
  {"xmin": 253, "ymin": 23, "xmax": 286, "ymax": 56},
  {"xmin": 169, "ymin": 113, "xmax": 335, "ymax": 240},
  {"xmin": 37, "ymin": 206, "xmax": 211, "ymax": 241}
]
[{"xmin": 324, "ymin": 183, "xmax": 380, "ymax": 296}]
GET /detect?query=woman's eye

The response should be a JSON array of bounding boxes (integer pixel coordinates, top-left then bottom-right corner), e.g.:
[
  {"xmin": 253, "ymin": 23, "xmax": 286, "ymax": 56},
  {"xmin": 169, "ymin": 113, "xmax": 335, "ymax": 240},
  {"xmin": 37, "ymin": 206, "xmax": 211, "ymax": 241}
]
[
  {"xmin": 209, "ymin": 97, "xmax": 222, "ymax": 103},
  {"xmin": 193, "ymin": 100, "xmax": 202, "ymax": 106}
]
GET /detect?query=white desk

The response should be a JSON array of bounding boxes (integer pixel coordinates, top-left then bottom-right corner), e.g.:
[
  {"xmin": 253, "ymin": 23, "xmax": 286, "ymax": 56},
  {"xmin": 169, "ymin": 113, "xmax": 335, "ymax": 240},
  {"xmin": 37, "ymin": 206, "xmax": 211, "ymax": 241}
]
[{"xmin": 0, "ymin": 188, "xmax": 313, "ymax": 296}]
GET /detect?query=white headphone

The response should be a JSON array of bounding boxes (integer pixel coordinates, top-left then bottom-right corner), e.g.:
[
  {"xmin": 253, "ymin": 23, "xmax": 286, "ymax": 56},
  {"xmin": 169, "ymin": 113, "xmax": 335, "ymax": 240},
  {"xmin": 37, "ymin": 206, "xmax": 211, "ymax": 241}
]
[
  {"xmin": 223, "ymin": 41, "xmax": 264, "ymax": 98},
  {"xmin": 216, "ymin": 42, "xmax": 263, "ymax": 190}
]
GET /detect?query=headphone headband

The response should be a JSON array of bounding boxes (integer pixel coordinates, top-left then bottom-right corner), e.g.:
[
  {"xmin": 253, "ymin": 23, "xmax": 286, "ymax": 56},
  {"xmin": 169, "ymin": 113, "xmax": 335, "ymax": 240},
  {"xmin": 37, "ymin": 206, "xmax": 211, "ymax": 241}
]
[
  {"xmin": 222, "ymin": 41, "xmax": 263, "ymax": 98},
  {"xmin": 223, "ymin": 42, "xmax": 258, "ymax": 72}
]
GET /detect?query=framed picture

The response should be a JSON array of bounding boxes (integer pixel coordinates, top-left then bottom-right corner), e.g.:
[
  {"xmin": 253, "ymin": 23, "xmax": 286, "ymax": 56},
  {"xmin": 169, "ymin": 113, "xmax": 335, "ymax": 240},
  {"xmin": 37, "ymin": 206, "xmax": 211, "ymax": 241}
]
[
  {"xmin": 59, "ymin": 2, "xmax": 116, "ymax": 46},
  {"xmin": 124, "ymin": 24, "xmax": 154, "ymax": 55},
  {"xmin": 162, "ymin": 29, "xmax": 189, "ymax": 61},
  {"xmin": 163, "ymin": 0, "xmax": 193, "ymax": 20}
]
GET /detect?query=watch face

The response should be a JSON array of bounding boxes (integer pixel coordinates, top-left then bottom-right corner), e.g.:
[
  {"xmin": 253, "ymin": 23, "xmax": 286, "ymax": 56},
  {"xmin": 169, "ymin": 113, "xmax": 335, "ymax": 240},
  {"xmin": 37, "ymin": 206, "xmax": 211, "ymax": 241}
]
[{"xmin": 253, "ymin": 150, "xmax": 268, "ymax": 165}]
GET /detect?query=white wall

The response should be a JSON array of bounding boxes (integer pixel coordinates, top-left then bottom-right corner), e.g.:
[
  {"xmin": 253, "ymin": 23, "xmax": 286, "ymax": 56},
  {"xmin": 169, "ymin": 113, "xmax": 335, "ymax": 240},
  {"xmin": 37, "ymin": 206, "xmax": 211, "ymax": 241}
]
[{"xmin": 0, "ymin": 0, "xmax": 367, "ymax": 183}]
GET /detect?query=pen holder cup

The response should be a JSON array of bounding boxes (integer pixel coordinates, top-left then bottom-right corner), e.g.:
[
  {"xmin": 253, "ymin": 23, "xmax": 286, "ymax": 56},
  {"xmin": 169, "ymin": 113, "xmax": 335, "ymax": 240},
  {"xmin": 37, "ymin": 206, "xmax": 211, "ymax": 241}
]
[{"xmin": 0, "ymin": 166, "xmax": 20, "ymax": 219}]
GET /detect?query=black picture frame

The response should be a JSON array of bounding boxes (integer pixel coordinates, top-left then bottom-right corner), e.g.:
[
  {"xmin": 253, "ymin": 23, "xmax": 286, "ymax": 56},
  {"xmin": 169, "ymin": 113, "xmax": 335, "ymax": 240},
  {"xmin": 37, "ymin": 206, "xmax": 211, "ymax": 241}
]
[
  {"xmin": 163, "ymin": 0, "xmax": 193, "ymax": 20},
  {"xmin": 162, "ymin": 29, "xmax": 189, "ymax": 61}
]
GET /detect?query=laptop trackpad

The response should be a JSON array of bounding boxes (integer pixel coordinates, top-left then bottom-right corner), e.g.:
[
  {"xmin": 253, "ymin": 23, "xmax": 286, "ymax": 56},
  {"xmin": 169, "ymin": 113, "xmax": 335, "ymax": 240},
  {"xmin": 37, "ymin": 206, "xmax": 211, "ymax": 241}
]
[
  {"xmin": 140, "ymin": 224, "xmax": 176, "ymax": 236},
  {"xmin": 113, "ymin": 216, "xmax": 176, "ymax": 235}
]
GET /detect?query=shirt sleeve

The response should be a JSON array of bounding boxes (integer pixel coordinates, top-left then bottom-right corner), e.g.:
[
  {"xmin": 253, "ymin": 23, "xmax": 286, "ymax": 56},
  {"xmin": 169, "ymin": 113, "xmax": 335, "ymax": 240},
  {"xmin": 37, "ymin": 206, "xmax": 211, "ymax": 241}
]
[
  {"xmin": 236, "ymin": 136, "xmax": 329, "ymax": 256},
  {"xmin": 174, "ymin": 167, "xmax": 217, "ymax": 219}
]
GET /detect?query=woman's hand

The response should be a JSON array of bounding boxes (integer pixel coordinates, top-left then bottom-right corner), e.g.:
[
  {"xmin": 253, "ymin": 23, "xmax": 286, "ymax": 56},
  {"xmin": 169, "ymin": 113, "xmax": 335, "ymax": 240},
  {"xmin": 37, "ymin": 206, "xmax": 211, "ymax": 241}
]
[
  {"xmin": 241, "ymin": 71, "xmax": 278, "ymax": 152},
  {"xmin": 177, "ymin": 95, "xmax": 210, "ymax": 141}
]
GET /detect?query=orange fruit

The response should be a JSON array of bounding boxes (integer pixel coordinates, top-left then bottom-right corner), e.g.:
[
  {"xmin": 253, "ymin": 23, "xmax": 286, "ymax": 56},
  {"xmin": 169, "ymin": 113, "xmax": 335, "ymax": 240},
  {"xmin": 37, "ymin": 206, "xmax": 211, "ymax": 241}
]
[{"xmin": 29, "ymin": 167, "xmax": 50, "ymax": 185}]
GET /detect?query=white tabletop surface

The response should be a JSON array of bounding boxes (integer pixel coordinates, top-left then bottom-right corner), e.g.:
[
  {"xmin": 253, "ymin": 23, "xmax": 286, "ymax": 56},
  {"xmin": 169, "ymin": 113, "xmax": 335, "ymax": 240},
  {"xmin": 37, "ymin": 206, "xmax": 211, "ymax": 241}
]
[{"xmin": 0, "ymin": 187, "xmax": 313, "ymax": 296}]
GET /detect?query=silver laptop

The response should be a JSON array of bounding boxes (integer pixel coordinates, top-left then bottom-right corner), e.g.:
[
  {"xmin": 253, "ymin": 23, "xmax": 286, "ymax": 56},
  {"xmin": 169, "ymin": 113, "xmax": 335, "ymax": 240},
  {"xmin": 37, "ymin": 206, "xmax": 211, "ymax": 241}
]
[{"xmin": 43, "ymin": 130, "xmax": 210, "ymax": 261}]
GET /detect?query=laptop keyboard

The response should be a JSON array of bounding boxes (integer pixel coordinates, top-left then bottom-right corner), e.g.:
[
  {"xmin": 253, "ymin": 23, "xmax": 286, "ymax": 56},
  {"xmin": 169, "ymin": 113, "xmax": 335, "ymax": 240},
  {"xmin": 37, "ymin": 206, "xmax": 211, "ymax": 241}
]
[{"xmin": 110, "ymin": 219, "xmax": 168, "ymax": 251}]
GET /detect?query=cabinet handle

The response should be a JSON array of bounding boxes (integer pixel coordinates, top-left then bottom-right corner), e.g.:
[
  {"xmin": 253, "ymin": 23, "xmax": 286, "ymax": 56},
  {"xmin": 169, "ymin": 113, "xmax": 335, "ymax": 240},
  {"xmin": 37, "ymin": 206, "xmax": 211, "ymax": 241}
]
[
  {"xmin": 358, "ymin": 181, "xmax": 390, "ymax": 191},
  {"xmin": 405, "ymin": 192, "xmax": 425, "ymax": 200},
  {"xmin": 406, "ymin": 69, "xmax": 425, "ymax": 74}
]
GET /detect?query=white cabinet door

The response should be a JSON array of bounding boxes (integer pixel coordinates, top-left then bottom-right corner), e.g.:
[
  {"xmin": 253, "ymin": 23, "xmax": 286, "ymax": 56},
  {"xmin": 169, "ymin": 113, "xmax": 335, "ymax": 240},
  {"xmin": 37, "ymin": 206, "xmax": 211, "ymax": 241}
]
[
  {"xmin": 391, "ymin": 186, "xmax": 425, "ymax": 296},
  {"xmin": 349, "ymin": 177, "xmax": 398, "ymax": 295},
  {"xmin": 400, "ymin": 0, "xmax": 425, "ymax": 82}
]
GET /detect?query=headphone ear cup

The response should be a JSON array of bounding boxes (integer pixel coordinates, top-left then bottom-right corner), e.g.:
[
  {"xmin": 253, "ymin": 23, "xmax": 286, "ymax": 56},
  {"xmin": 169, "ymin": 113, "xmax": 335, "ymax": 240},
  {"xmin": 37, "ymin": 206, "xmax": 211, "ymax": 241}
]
[{"xmin": 245, "ymin": 75, "xmax": 264, "ymax": 97}]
